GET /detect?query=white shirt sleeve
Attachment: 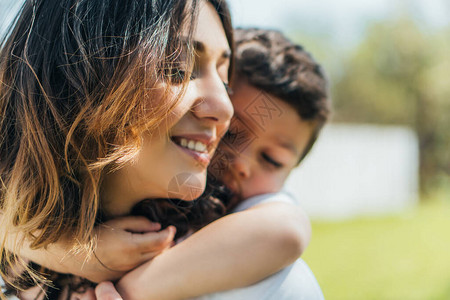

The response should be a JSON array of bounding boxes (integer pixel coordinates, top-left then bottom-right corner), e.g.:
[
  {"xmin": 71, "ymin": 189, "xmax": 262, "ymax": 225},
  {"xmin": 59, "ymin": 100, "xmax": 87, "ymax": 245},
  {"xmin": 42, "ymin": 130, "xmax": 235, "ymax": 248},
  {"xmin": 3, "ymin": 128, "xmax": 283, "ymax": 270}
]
[
  {"xmin": 191, "ymin": 192, "xmax": 325, "ymax": 300},
  {"xmin": 192, "ymin": 258, "xmax": 324, "ymax": 300},
  {"xmin": 231, "ymin": 191, "xmax": 300, "ymax": 213}
]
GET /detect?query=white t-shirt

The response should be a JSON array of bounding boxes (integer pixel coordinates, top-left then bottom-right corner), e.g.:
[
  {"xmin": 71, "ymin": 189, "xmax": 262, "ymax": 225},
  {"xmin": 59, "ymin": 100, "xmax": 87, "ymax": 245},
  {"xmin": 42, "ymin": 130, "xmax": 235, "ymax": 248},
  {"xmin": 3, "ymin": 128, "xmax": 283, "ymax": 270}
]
[{"xmin": 192, "ymin": 192, "xmax": 325, "ymax": 300}]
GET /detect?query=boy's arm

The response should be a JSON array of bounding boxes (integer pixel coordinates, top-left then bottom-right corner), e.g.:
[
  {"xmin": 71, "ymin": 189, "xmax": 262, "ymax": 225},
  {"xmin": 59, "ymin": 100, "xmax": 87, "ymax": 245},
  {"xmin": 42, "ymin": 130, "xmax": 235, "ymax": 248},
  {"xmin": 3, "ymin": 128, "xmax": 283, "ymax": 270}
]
[
  {"xmin": 117, "ymin": 201, "xmax": 311, "ymax": 300},
  {"xmin": 1, "ymin": 215, "xmax": 176, "ymax": 283}
]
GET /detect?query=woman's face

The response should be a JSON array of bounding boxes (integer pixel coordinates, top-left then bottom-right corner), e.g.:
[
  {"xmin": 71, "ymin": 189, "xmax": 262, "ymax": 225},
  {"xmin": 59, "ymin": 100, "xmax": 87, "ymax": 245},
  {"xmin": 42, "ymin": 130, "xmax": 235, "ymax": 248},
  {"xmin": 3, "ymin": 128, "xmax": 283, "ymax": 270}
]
[{"xmin": 102, "ymin": 1, "xmax": 233, "ymax": 217}]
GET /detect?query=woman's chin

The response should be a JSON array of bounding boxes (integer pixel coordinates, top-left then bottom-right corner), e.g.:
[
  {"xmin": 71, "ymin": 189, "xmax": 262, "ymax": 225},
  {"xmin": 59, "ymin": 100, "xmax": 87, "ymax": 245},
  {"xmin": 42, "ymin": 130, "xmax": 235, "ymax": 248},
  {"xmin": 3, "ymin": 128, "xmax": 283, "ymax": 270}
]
[{"xmin": 166, "ymin": 172, "xmax": 206, "ymax": 201}]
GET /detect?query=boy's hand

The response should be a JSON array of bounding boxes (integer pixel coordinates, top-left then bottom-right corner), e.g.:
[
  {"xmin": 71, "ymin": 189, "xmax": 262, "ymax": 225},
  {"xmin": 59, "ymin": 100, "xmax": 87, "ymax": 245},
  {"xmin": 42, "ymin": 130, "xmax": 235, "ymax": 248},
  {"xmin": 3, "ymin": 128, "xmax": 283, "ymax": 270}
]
[
  {"xmin": 94, "ymin": 282, "xmax": 123, "ymax": 300},
  {"xmin": 73, "ymin": 282, "xmax": 122, "ymax": 300},
  {"xmin": 83, "ymin": 216, "xmax": 176, "ymax": 282}
]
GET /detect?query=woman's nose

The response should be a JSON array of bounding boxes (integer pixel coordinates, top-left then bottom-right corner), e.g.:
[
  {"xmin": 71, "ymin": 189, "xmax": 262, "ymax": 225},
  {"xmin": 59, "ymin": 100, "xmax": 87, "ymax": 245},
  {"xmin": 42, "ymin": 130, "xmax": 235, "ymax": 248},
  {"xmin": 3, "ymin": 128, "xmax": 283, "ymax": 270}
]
[{"xmin": 191, "ymin": 72, "xmax": 233, "ymax": 126}]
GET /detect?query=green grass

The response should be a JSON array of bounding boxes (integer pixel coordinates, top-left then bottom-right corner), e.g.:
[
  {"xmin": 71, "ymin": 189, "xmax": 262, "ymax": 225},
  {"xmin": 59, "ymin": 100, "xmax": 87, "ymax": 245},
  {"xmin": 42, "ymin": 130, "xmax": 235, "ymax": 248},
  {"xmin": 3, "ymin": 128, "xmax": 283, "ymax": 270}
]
[{"xmin": 302, "ymin": 200, "xmax": 450, "ymax": 300}]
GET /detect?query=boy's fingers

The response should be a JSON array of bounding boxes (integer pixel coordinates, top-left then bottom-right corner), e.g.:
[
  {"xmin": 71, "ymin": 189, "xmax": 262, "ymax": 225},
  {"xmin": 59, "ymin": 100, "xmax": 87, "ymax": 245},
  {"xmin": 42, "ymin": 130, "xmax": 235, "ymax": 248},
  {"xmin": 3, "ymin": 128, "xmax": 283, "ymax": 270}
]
[
  {"xmin": 133, "ymin": 225, "xmax": 177, "ymax": 252},
  {"xmin": 139, "ymin": 243, "xmax": 172, "ymax": 261},
  {"xmin": 105, "ymin": 216, "xmax": 161, "ymax": 233},
  {"xmin": 95, "ymin": 282, "xmax": 123, "ymax": 300},
  {"xmin": 73, "ymin": 288, "xmax": 96, "ymax": 300},
  {"xmin": 135, "ymin": 234, "xmax": 174, "ymax": 262}
]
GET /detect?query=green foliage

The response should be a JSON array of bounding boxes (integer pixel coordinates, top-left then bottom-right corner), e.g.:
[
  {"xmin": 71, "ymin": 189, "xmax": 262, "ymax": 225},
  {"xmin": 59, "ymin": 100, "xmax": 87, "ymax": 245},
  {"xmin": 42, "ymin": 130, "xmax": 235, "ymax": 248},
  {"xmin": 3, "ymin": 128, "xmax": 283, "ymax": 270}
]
[
  {"xmin": 304, "ymin": 200, "xmax": 450, "ymax": 300},
  {"xmin": 334, "ymin": 18, "xmax": 426, "ymax": 124},
  {"xmin": 332, "ymin": 18, "xmax": 450, "ymax": 194}
]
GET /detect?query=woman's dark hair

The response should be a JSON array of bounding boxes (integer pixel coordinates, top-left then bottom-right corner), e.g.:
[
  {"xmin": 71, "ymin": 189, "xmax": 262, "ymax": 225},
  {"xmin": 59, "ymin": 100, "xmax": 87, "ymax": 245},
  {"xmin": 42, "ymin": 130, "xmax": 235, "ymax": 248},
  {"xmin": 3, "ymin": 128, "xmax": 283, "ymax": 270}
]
[
  {"xmin": 0, "ymin": 0, "xmax": 233, "ymax": 297},
  {"xmin": 131, "ymin": 175, "xmax": 234, "ymax": 240},
  {"xmin": 234, "ymin": 28, "xmax": 330, "ymax": 162}
]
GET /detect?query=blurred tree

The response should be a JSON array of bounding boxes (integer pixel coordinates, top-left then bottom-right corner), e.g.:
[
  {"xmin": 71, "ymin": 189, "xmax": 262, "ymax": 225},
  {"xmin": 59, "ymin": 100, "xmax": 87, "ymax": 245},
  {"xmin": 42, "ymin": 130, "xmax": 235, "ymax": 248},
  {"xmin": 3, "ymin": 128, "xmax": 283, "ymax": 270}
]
[{"xmin": 333, "ymin": 17, "xmax": 449, "ymax": 196}]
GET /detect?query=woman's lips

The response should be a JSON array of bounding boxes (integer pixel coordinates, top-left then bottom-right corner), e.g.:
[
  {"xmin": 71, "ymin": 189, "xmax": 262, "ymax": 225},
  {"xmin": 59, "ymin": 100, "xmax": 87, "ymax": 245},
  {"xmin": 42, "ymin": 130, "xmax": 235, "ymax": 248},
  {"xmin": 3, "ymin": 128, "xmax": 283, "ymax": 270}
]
[{"xmin": 171, "ymin": 135, "xmax": 217, "ymax": 167}]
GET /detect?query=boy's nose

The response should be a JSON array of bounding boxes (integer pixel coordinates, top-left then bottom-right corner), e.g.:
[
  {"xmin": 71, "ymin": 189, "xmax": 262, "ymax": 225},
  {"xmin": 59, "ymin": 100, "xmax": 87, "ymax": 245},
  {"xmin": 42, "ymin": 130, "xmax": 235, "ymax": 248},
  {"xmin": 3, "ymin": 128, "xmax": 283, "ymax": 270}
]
[{"xmin": 232, "ymin": 156, "xmax": 251, "ymax": 179}]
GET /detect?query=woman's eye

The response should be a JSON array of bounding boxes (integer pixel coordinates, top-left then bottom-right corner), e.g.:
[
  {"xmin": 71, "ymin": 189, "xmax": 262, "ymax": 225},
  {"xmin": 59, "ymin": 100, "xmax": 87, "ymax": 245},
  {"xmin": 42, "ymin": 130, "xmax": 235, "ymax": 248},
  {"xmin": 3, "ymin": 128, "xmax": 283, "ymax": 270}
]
[
  {"xmin": 261, "ymin": 153, "xmax": 283, "ymax": 168},
  {"xmin": 176, "ymin": 69, "xmax": 196, "ymax": 81},
  {"xmin": 223, "ymin": 82, "xmax": 233, "ymax": 95},
  {"xmin": 167, "ymin": 67, "xmax": 197, "ymax": 83},
  {"xmin": 188, "ymin": 69, "xmax": 198, "ymax": 80}
]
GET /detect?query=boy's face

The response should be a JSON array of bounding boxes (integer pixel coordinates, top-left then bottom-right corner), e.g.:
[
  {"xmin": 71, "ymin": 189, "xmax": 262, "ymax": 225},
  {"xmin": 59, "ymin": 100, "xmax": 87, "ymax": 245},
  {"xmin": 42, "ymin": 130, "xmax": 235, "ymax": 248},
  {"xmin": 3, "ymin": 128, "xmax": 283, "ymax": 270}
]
[{"xmin": 214, "ymin": 81, "xmax": 315, "ymax": 200}]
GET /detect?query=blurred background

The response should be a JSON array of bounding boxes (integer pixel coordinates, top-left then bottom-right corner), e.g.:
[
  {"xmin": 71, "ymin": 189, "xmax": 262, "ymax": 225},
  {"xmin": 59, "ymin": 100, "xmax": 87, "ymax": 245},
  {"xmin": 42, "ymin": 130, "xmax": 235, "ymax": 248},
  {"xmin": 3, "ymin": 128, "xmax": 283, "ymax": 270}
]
[{"xmin": 1, "ymin": 0, "xmax": 449, "ymax": 299}]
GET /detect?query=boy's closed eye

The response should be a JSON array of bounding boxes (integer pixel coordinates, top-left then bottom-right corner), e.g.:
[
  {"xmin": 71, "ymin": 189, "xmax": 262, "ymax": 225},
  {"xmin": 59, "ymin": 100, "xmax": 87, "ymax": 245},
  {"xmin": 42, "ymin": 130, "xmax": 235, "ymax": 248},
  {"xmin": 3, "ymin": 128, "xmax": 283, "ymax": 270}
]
[{"xmin": 261, "ymin": 152, "xmax": 283, "ymax": 169}]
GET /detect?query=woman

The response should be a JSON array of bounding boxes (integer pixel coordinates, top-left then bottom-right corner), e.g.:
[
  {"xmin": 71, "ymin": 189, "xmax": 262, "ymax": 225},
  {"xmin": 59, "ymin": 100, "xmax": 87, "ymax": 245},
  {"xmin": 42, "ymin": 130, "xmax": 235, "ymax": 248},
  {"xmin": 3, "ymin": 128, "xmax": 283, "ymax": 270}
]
[{"xmin": 0, "ymin": 0, "xmax": 234, "ymax": 298}]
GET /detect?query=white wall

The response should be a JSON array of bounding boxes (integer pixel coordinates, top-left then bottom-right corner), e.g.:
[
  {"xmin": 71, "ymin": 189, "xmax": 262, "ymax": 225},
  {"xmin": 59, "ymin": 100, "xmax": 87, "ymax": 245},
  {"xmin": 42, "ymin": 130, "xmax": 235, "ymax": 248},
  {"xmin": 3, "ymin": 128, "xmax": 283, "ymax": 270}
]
[{"xmin": 284, "ymin": 124, "xmax": 419, "ymax": 220}]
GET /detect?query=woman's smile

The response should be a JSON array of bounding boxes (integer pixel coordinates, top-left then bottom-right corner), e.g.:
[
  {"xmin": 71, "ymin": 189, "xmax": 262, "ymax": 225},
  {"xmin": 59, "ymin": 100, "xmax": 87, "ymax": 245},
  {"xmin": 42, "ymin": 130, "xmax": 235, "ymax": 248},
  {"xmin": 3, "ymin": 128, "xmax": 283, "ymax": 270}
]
[{"xmin": 170, "ymin": 134, "xmax": 218, "ymax": 167}]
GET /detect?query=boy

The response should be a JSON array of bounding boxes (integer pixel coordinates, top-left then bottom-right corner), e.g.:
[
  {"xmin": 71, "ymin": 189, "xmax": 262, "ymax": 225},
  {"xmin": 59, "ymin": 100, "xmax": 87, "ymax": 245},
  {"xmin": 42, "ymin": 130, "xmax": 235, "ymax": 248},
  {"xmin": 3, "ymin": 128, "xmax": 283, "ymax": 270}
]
[{"xmin": 189, "ymin": 28, "xmax": 330, "ymax": 299}]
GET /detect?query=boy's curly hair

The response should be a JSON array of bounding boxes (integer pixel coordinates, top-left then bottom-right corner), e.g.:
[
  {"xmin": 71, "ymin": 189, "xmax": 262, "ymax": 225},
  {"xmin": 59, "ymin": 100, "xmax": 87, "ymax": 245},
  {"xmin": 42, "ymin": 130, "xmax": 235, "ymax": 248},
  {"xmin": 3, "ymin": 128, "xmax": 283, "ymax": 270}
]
[{"xmin": 234, "ymin": 28, "xmax": 331, "ymax": 161}]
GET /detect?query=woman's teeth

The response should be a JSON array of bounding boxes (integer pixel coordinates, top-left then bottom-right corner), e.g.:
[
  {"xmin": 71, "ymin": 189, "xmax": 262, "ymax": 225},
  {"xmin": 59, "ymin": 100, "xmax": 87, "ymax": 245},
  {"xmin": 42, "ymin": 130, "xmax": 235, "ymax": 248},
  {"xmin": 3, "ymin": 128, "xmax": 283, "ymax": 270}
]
[{"xmin": 180, "ymin": 138, "xmax": 207, "ymax": 153}]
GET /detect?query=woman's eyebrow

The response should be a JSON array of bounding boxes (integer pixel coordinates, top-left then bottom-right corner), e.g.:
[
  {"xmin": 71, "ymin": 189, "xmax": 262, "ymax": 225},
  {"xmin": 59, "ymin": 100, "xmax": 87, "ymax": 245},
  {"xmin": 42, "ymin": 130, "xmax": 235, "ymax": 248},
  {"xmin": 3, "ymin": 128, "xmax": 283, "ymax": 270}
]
[
  {"xmin": 180, "ymin": 38, "xmax": 205, "ymax": 53},
  {"xmin": 191, "ymin": 40, "xmax": 206, "ymax": 53},
  {"xmin": 191, "ymin": 40, "xmax": 231, "ymax": 59}
]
